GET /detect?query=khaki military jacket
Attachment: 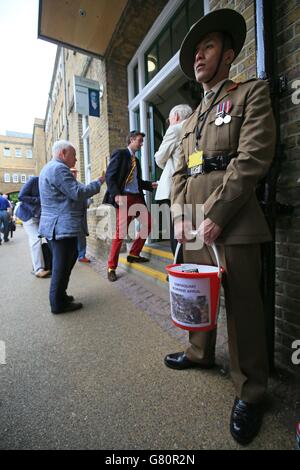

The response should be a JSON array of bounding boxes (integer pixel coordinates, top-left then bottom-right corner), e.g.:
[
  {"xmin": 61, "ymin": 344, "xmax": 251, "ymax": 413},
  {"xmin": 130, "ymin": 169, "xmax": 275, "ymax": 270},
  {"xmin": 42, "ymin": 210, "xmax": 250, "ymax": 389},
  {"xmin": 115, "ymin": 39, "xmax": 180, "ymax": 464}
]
[{"xmin": 171, "ymin": 79, "xmax": 276, "ymax": 244}]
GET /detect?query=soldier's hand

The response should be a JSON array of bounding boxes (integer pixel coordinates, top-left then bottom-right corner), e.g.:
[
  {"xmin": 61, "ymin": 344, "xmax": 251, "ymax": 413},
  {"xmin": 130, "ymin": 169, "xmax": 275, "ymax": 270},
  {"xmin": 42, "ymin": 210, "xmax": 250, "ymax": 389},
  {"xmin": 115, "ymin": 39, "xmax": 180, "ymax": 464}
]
[
  {"xmin": 198, "ymin": 218, "xmax": 222, "ymax": 246},
  {"xmin": 174, "ymin": 219, "xmax": 194, "ymax": 244}
]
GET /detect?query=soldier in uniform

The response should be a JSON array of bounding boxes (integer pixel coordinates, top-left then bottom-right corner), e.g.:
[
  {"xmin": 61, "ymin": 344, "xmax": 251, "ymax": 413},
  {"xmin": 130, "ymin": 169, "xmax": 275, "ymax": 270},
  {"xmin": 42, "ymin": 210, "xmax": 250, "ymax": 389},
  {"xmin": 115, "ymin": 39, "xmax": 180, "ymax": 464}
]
[{"xmin": 164, "ymin": 9, "xmax": 276, "ymax": 445}]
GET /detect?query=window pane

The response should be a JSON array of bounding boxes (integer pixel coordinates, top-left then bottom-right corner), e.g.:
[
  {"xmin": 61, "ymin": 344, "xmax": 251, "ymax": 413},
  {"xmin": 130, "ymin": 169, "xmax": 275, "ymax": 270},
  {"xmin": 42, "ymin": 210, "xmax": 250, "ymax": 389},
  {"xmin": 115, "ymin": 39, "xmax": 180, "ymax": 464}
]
[
  {"xmin": 146, "ymin": 45, "xmax": 158, "ymax": 83},
  {"xmin": 133, "ymin": 64, "xmax": 139, "ymax": 97},
  {"xmin": 133, "ymin": 109, "xmax": 141, "ymax": 160},
  {"xmin": 158, "ymin": 28, "xmax": 172, "ymax": 69},
  {"xmin": 4, "ymin": 147, "xmax": 10, "ymax": 156},
  {"xmin": 15, "ymin": 148, "xmax": 22, "ymax": 157},
  {"xmin": 172, "ymin": 7, "xmax": 188, "ymax": 53},
  {"xmin": 26, "ymin": 149, "xmax": 32, "ymax": 158},
  {"xmin": 188, "ymin": 0, "xmax": 204, "ymax": 27},
  {"xmin": 134, "ymin": 109, "xmax": 140, "ymax": 130},
  {"xmin": 4, "ymin": 173, "xmax": 10, "ymax": 182},
  {"xmin": 13, "ymin": 174, "xmax": 19, "ymax": 183},
  {"xmin": 21, "ymin": 175, "xmax": 26, "ymax": 183}
]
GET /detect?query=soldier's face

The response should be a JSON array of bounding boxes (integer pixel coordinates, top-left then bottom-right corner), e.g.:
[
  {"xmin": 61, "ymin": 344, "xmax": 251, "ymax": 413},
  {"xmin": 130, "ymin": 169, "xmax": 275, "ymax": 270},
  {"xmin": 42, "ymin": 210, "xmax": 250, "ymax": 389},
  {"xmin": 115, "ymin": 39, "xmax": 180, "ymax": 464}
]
[{"xmin": 193, "ymin": 32, "xmax": 226, "ymax": 84}]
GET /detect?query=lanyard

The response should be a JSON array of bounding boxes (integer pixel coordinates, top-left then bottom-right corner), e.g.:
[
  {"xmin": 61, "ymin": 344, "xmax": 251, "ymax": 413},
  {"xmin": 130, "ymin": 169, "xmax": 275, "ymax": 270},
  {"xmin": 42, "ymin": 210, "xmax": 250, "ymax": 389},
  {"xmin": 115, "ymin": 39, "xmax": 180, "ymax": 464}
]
[{"xmin": 195, "ymin": 81, "xmax": 228, "ymax": 150}]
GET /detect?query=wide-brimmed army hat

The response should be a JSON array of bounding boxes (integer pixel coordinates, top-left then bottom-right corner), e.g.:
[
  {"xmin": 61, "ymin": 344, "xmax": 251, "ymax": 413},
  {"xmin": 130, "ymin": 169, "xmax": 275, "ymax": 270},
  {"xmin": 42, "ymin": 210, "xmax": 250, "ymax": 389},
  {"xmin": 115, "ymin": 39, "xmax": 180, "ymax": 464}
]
[{"xmin": 179, "ymin": 9, "xmax": 247, "ymax": 80}]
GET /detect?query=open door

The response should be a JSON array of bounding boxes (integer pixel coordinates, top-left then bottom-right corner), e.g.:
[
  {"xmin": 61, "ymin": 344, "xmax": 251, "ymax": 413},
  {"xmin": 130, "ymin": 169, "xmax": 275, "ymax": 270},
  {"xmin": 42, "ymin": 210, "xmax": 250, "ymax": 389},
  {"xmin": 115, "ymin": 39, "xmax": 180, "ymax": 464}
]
[
  {"xmin": 148, "ymin": 103, "xmax": 169, "ymax": 241},
  {"xmin": 148, "ymin": 103, "xmax": 166, "ymax": 183}
]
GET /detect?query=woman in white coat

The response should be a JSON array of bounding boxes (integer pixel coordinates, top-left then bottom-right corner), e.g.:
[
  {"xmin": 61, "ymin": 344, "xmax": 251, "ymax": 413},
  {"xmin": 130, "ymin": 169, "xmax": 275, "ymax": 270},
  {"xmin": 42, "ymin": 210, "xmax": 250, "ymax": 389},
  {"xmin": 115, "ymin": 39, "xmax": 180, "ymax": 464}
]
[{"xmin": 154, "ymin": 104, "xmax": 192, "ymax": 258}]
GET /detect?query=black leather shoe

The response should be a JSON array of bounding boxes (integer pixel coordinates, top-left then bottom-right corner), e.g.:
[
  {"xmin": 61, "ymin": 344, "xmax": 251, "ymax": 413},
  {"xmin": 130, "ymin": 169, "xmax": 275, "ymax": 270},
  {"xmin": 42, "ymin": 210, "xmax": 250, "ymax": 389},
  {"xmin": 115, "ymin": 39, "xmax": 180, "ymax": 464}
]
[
  {"xmin": 107, "ymin": 269, "xmax": 117, "ymax": 282},
  {"xmin": 127, "ymin": 255, "xmax": 149, "ymax": 263},
  {"xmin": 230, "ymin": 397, "xmax": 264, "ymax": 445},
  {"xmin": 64, "ymin": 295, "xmax": 74, "ymax": 303},
  {"xmin": 52, "ymin": 302, "xmax": 83, "ymax": 314},
  {"xmin": 164, "ymin": 352, "xmax": 214, "ymax": 370}
]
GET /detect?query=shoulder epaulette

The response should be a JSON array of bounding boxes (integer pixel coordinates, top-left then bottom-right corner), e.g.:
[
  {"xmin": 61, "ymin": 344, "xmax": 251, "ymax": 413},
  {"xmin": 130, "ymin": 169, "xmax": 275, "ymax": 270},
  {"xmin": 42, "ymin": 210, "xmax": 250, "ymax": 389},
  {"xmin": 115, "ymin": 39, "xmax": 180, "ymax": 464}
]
[
  {"xmin": 241, "ymin": 78, "xmax": 259, "ymax": 84},
  {"xmin": 226, "ymin": 82, "xmax": 241, "ymax": 92},
  {"xmin": 227, "ymin": 78, "xmax": 258, "ymax": 92}
]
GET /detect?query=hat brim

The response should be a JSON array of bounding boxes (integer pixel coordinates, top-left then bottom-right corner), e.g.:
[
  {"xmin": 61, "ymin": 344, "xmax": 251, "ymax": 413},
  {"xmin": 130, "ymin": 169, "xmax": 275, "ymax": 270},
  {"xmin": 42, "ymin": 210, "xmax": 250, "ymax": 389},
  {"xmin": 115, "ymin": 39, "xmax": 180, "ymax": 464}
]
[{"xmin": 179, "ymin": 9, "xmax": 247, "ymax": 80}]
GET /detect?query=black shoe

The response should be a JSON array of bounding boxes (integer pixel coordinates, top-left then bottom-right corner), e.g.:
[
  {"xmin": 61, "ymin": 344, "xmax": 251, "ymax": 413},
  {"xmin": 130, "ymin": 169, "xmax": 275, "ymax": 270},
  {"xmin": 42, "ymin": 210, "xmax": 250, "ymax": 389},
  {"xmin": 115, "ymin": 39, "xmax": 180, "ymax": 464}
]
[
  {"xmin": 127, "ymin": 255, "xmax": 149, "ymax": 263},
  {"xmin": 64, "ymin": 295, "xmax": 74, "ymax": 303},
  {"xmin": 230, "ymin": 397, "xmax": 264, "ymax": 445},
  {"xmin": 52, "ymin": 302, "xmax": 83, "ymax": 314},
  {"xmin": 107, "ymin": 269, "xmax": 117, "ymax": 282},
  {"xmin": 164, "ymin": 352, "xmax": 214, "ymax": 370},
  {"xmin": 4, "ymin": 238, "xmax": 9, "ymax": 242}
]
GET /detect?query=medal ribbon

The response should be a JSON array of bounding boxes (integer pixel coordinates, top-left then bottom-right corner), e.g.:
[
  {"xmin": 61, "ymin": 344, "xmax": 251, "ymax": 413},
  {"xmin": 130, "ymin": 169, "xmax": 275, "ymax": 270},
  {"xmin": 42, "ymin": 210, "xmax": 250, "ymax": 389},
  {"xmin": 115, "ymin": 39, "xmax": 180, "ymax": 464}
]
[{"xmin": 225, "ymin": 100, "xmax": 232, "ymax": 114}]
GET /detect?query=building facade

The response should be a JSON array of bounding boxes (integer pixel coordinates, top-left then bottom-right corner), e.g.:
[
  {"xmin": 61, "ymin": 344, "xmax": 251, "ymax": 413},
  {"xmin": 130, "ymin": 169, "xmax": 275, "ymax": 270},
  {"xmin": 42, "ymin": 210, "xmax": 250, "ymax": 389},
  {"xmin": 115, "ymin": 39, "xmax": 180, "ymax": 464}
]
[
  {"xmin": 0, "ymin": 119, "xmax": 46, "ymax": 195},
  {"xmin": 39, "ymin": 0, "xmax": 300, "ymax": 377}
]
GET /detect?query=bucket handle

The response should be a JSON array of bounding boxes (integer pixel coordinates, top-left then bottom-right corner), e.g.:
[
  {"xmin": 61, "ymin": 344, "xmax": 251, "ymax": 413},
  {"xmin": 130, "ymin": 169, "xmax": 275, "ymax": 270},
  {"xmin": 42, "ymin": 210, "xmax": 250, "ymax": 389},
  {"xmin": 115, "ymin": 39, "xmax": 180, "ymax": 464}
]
[{"xmin": 174, "ymin": 241, "xmax": 222, "ymax": 279}]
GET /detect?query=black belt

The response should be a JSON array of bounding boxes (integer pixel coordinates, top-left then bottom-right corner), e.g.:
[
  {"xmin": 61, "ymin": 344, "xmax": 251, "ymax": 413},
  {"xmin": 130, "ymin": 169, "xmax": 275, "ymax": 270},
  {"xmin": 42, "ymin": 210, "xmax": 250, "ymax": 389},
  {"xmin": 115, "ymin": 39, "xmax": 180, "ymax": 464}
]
[{"xmin": 187, "ymin": 154, "xmax": 233, "ymax": 176}]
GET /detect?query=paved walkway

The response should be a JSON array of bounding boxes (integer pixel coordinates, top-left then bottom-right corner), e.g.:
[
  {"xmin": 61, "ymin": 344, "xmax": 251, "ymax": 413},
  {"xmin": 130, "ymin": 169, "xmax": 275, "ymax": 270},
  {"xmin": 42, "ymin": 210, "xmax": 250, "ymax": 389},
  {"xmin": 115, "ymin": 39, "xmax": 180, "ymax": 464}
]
[{"xmin": 0, "ymin": 227, "xmax": 297, "ymax": 450}]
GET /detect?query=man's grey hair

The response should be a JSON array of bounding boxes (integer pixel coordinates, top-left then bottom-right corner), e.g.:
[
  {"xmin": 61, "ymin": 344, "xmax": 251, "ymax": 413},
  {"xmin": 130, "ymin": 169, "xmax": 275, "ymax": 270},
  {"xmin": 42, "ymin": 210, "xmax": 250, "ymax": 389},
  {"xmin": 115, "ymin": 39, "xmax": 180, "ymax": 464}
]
[
  {"xmin": 52, "ymin": 140, "xmax": 75, "ymax": 159},
  {"xmin": 169, "ymin": 104, "xmax": 193, "ymax": 122}
]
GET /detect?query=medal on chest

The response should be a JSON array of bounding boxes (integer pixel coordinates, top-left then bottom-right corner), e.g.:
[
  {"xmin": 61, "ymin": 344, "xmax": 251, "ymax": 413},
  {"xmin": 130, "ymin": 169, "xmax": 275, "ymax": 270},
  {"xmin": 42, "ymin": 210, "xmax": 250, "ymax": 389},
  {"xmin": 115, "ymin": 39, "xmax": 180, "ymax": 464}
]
[{"xmin": 215, "ymin": 100, "xmax": 232, "ymax": 126}]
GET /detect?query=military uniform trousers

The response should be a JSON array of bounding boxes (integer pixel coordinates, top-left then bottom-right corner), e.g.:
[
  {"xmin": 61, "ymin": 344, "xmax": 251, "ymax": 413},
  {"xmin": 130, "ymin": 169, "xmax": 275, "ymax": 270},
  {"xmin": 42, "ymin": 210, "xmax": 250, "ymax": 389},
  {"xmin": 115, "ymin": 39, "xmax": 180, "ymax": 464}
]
[{"xmin": 183, "ymin": 243, "xmax": 269, "ymax": 404}]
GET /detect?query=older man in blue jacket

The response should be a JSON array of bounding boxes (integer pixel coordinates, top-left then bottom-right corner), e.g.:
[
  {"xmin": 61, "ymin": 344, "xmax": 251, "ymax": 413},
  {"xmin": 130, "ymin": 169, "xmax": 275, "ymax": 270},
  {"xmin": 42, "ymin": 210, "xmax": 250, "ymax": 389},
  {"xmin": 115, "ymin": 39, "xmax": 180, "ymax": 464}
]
[{"xmin": 39, "ymin": 140, "xmax": 105, "ymax": 314}]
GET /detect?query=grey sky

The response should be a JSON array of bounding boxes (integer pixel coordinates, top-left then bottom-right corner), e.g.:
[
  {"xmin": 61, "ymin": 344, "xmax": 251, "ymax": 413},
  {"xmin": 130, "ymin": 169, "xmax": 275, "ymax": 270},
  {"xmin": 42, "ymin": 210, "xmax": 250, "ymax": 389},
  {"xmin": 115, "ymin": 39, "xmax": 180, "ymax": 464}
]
[{"xmin": 0, "ymin": 0, "xmax": 57, "ymax": 135}]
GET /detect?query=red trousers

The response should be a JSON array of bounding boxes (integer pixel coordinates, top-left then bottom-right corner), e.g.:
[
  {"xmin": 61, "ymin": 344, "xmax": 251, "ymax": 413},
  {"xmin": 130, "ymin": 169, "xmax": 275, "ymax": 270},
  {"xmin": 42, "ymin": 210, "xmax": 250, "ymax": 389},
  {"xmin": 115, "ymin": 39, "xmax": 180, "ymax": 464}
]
[{"xmin": 108, "ymin": 194, "xmax": 151, "ymax": 270}]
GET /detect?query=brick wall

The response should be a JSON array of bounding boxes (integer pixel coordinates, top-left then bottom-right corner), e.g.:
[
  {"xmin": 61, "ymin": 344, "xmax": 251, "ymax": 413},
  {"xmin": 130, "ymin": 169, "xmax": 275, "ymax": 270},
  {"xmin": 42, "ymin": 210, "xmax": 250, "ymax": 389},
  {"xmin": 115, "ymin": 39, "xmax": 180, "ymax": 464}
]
[
  {"xmin": 32, "ymin": 119, "xmax": 46, "ymax": 174},
  {"xmin": 210, "ymin": 0, "xmax": 257, "ymax": 81},
  {"xmin": 275, "ymin": 0, "xmax": 300, "ymax": 376}
]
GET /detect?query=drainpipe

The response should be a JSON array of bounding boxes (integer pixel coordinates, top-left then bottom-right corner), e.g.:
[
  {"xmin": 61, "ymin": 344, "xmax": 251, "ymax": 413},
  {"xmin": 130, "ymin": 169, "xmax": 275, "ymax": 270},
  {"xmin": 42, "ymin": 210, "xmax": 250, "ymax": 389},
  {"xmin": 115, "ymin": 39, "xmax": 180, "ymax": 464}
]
[
  {"xmin": 62, "ymin": 48, "xmax": 69, "ymax": 140},
  {"xmin": 255, "ymin": 0, "xmax": 286, "ymax": 372},
  {"xmin": 48, "ymin": 92, "xmax": 55, "ymax": 158}
]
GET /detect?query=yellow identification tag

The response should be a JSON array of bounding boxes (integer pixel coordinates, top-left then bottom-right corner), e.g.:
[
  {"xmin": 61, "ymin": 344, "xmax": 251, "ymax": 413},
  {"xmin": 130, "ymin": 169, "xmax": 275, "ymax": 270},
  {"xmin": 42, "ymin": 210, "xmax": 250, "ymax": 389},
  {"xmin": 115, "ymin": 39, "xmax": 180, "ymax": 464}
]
[{"xmin": 188, "ymin": 150, "xmax": 203, "ymax": 168}]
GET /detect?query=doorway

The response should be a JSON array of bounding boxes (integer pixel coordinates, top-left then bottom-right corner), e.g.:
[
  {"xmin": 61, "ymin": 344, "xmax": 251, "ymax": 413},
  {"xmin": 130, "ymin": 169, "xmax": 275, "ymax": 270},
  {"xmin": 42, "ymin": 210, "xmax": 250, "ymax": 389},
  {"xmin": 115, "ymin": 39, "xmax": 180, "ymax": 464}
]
[{"xmin": 147, "ymin": 75, "xmax": 203, "ymax": 242}]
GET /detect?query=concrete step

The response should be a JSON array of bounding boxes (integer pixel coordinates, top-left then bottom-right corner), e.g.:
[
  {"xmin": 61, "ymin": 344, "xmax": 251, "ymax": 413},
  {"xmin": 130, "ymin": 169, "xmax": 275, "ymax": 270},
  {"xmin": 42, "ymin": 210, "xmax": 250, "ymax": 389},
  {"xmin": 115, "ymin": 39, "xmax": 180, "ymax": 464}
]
[{"xmin": 119, "ymin": 243, "xmax": 174, "ymax": 289}]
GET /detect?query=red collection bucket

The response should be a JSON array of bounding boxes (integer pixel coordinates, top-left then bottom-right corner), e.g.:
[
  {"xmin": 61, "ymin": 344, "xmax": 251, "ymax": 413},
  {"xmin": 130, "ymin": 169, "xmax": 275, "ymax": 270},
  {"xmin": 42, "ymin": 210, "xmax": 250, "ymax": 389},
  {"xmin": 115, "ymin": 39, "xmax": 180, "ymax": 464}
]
[{"xmin": 166, "ymin": 243, "xmax": 224, "ymax": 332}]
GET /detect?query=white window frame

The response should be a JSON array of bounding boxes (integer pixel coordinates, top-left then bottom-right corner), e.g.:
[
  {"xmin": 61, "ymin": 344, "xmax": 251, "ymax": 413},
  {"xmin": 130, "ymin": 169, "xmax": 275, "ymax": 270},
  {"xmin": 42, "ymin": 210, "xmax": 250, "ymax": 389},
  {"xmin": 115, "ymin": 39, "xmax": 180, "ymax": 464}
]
[
  {"xmin": 3, "ymin": 147, "xmax": 10, "ymax": 157},
  {"xmin": 21, "ymin": 174, "xmax": 27, "ymax": 183},
  {"xmin": 15, "ymin": 148, "xmax": 22, "ymax": 157},
  {"xmin": 26, "ymin": 149, "xmax": 33, "ymax": 158},
  {"xmin": 82, "ymin": 115, "xmax": 91, "ymax": 184},
  {"xmin": 4, "ymin": 173, "xmax": 10, "ymax": 183},
  {"xmin": 12, "ymin": 173, "xmax": 19, "ymax": 183}
]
